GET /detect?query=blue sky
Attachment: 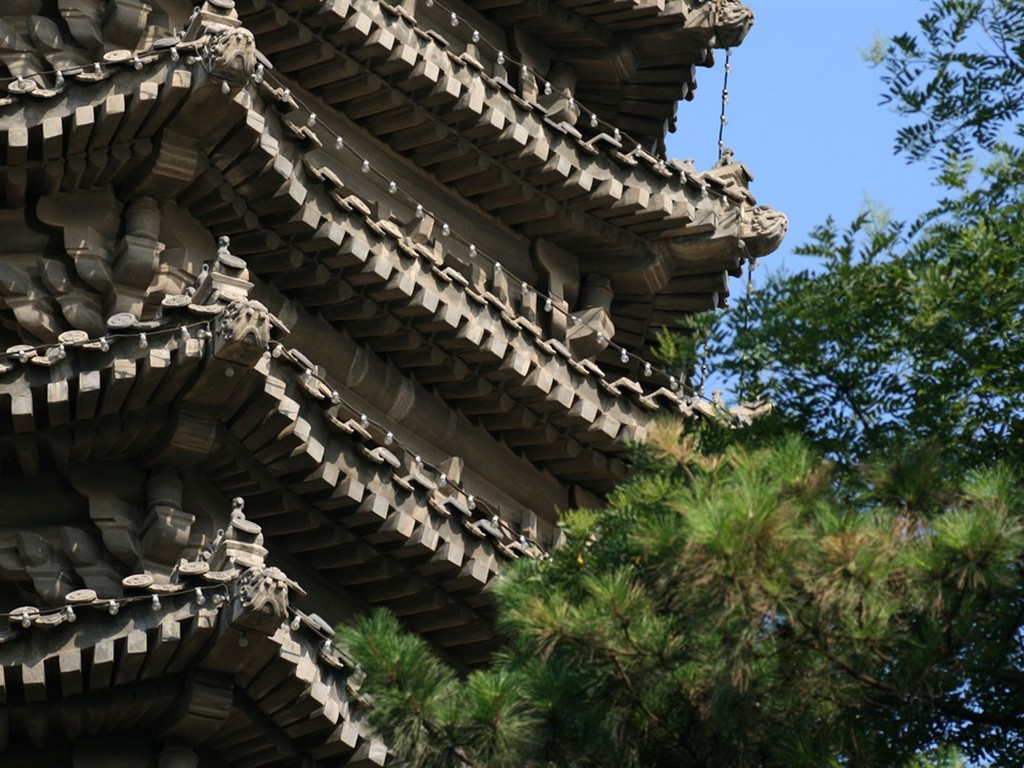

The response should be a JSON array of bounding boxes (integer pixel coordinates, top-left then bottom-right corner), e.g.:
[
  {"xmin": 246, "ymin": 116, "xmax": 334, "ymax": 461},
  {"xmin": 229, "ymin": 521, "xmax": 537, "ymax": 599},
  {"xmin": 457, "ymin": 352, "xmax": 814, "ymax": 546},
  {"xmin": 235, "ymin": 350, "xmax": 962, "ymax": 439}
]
[{"xmin": 667, "ymin": 0, "xmax": 940, "ymax": 273}]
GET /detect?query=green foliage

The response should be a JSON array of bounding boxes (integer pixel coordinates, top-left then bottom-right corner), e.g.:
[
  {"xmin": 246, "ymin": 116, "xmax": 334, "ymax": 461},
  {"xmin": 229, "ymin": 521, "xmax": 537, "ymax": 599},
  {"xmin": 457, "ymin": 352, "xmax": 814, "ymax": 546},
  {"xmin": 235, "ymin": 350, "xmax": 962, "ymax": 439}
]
[
  {"xmin": 337, "ymin": 611, "xmax": 539, "ymax": 768},
  {"xmin": 877, "ymin": 0, "xmax": 1024, "ymax": 166},
  {"xmin": 906, "ymin": 746, "xmax": 967, "ymax": 768},
  {"xmin": 336, "ymin": 611, "xmax": 463, "ymax": 768},
  {"xmin": 337, "ymin": 430, "xmax": 1024, "ymax": 766},
  {"xmin": 711, "ymin": 0, "xmax": 1024, "ymax": 472},
  {"xmin": 714, "ymin": 211, "xmax": 920, "ymax": 463},
  {"xmin": 714, "ymin": 182, "xmax": 1024, "ymax": 472},
  {"xmin": 651, "ymin": 312, "xmax": 718, "ymax": 393}
]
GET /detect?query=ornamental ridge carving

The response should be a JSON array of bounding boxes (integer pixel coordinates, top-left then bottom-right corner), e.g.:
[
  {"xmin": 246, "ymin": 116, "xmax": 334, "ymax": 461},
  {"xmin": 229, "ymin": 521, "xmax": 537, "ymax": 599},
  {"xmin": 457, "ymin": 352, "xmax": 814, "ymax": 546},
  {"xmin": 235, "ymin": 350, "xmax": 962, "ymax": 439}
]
[
  {"xmin": 742, "ymin": 206, "xmax": 788, "ymax": 258},
  {"xmin": 230, "ymin": 565, "xmax": 305, "ymax": 635},
  {"xmin": 184, "ymin": 0, "xmax": 257, "ymax": 82},
  {"xmin": 213, "ymin": 299, "xmax": 274, "ymax": 365},
  {"xmin": 714, "ymin": 0, "xmax": 755, "ymax": 48},
  {"xmin": 209, "ymin": 27, "xmax": 256, "ymax": 80}
]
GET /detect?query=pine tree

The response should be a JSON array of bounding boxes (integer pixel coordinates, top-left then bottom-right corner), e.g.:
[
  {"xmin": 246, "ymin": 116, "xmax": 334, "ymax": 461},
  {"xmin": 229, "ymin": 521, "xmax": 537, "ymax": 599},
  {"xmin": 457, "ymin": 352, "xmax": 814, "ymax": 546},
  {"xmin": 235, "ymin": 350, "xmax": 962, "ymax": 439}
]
[{"xmin": 338, "ymin": 425, "xmax": 1024, "ymax": 766}]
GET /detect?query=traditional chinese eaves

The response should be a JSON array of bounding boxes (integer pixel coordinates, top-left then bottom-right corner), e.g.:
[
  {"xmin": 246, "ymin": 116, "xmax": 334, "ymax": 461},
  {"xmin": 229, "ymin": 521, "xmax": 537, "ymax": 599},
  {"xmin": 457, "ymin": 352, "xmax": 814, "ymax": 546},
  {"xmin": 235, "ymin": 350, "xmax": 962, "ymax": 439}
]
[
  {"xmin": 0, "ymin": 1, "xmax": 782, "ymax": 765},
  {"xmin": 468, "ymin": 0, "xmax": 755, "ymax": 141}
]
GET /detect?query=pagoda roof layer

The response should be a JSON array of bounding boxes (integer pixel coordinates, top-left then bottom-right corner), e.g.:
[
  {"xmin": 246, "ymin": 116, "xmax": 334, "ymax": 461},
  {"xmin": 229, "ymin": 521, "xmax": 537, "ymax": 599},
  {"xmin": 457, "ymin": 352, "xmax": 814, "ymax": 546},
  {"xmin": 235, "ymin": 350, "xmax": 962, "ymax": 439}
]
[
  {"xmin": 467, "ymin": 0, "xmax": 755, "ymax": 141},
  {"xmin": 0, "ymin": 1, "xmax": 784, "ymax": 362},
  {"xmin": 0, "ymin": 53, "xmax": 762, "ymax": 491},
  {"xmin": 0, "ymin": 519, "xmax": 384, "ymax": 766},
  {"xmin": 233, "ymin": 0, "xmax": 784, "ymax": 352},
  {"xmin": 0, "ymin": 304, "xmax": 526, "ymax": 663}
]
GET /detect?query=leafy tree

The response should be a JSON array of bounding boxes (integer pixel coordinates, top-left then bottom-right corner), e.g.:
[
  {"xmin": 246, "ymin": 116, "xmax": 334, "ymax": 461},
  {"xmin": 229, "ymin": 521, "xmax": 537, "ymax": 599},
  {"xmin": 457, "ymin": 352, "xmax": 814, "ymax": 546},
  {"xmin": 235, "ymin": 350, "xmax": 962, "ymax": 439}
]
[
  {"xmin": 877, "ymin": 0, "xmax": 1024, "ymax": 166},
  {"xmin": 714, "ymin": 0, "xmax": 1024, "ymax": 473},
  {"xmin": 713, "ymin": 187, "xmax": 1024, "ymax": 472}
]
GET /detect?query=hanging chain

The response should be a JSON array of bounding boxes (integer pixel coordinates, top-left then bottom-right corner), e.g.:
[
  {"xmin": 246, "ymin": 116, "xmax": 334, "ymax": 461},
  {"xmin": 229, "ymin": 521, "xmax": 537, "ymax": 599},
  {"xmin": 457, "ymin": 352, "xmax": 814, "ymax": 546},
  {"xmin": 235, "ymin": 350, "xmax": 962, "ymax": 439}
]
[
  {"xmin": 717, "ymin": 48, "xmax": 732, "ymax": 161},
  {"xmin": 698, "ymin": 340, "xmax": 708, "ymax": 399},
  {"xmin": 695, "ymin": 45, "xmax": 734, "ymax": 399},
  {"xmin": 738, "ymin": 250, "xmax": 755, "ymax": 395}
]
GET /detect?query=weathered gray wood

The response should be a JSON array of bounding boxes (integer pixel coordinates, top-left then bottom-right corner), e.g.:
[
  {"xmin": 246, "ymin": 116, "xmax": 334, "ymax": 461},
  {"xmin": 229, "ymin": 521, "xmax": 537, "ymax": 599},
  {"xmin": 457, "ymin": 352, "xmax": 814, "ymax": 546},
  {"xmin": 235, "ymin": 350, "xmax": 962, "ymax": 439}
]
[
  {"xmin": 113, "ymin": 629, "xmax": 149, "ymax": 687},
  {"xmin": 59, "ymin": 647, "xmax": 84, "ymax": 697},
  {"xmin": 139, "ymin": 617, "xmax": 181, "ymax": 681},
  {"xmin": 89, "ymin": 636, "xmax": 116, "ymax": 691},
  {"xmin": 21, "ymin": 659, "xmax": 47, "ymax": 703}
]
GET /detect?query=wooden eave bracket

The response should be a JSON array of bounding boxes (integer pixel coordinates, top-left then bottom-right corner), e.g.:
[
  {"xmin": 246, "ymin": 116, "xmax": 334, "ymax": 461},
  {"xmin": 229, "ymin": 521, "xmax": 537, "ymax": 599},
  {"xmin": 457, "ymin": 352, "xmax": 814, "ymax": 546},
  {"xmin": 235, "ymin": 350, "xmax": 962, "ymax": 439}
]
[
  {"xmin": 132, "ymin": 76, "xmax": 737, "ymax": 458},
  {"xmin": 582, "ymin": 131, "xmax": 625, "ymax": 154},
  {"xmin": 611, "ymin": 149, "xmax": 639, "ymax": 167},
  {"xmin": 240, "ymin": 9, "xmax": 749, "ymax": 262},
  {"xmin": 607, "ymin": 376, "xmax": 645, "ymax": 396},
  {"xmin": 240, "ymin": 0, "xmax": 733, "ymax": 215},
  {"xmin": 424, "ymin": 29, "xmax": 450, "ymax": 48},
  {"xmin": 639, "ymin": 386, "xmax": 685, "ymax": 410}
]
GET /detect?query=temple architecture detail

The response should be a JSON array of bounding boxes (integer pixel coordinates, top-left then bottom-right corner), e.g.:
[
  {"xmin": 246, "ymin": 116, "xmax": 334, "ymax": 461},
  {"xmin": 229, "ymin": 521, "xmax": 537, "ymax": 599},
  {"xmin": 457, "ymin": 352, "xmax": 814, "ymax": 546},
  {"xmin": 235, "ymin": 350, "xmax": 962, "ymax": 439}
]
[{"xmin": 0, "ymin": 1, "xmax": 783, "ymax": 765}]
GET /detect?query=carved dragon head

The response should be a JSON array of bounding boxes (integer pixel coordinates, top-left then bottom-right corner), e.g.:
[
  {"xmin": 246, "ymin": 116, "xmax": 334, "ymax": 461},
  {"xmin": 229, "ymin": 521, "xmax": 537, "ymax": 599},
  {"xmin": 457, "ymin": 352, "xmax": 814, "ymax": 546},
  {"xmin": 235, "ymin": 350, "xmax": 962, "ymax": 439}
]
[
  {"xmin": 714, "ymin": 0, "xmax": 755, "ymax": 48},
  {"xmin": 231, "ymin": 565, "xmax": 294, "ymax": 635},
  {"xmin": 213, "ymin": 299, "xmax": 272, "ymax": 366},
  {"xmin": 741, "ymin": 206, "xmax": 788, "ymax": 258},
  {"xmin": 209, "ymin": 27, "xmax": 256, "ymax": 80}
]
